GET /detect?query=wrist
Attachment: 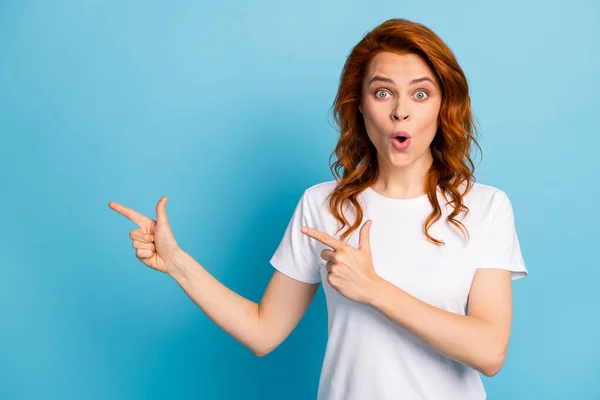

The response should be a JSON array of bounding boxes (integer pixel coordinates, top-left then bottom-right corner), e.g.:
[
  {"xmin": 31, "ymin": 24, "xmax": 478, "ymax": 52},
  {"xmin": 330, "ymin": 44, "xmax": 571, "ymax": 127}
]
[
  {"xmin": 167, "ymin": 248, "xmax": 188, "ymax": 280},
  {"xmin": 367, "ymin": 275, "xmax": 388, "ymax": 308}
]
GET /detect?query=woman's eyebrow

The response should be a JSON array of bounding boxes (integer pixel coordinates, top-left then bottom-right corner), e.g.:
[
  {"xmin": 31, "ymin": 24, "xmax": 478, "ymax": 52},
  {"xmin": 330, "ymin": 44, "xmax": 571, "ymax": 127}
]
[{"xmin": 368, "ymin": 75, "xmax": 436, "ymax": 86}]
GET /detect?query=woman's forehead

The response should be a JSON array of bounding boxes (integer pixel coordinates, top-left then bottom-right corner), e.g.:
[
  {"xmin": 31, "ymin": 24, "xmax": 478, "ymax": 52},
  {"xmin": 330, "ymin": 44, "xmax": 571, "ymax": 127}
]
[{"xmin": 365, "ymin": 53, "xmax": 438, "ymax": 86}]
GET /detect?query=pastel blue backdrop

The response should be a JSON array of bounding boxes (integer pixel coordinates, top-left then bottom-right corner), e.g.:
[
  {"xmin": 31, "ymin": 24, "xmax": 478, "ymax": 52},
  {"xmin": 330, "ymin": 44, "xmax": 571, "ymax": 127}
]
[{"xmin": 1, "ymin": 0, "xmax": 598, "ymax": 399}]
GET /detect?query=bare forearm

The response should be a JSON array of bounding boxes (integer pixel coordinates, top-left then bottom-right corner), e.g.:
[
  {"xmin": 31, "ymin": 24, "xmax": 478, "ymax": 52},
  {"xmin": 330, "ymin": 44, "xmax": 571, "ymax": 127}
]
[
  {"xmin": 168, "ymin": 249, "xmax": 265, "ymax": 356},
  {"xmin": 369, "ymin": 278, "xmax": 503, "ymax": 376}
]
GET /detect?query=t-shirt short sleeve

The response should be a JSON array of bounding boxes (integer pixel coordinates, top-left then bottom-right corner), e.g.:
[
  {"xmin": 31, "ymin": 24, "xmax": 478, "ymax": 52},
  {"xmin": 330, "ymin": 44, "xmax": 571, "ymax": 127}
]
[
  {"xmin": 270, "ymin": 191, "xmax": 322, "ymax": 284},
  {"xmin": 475, "ymin": 190, "xmax": 528, "ymax": 280}
]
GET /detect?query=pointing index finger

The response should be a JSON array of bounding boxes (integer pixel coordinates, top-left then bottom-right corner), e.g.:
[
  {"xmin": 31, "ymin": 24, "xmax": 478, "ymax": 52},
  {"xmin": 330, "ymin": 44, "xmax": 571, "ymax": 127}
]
[
  {"xmin": 108, "ymin": 201, "xmax": 153, "ymax": 228},
  {"xmin": 301, "ymin": 226, "xmax": 345, "ymax": 251}
]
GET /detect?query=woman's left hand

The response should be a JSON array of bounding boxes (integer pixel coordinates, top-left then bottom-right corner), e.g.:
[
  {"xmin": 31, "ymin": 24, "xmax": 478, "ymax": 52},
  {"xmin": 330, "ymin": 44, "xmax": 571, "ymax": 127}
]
[{"xmin": 301, "ymin": 220, "xmax": 382, "ymax": 305}]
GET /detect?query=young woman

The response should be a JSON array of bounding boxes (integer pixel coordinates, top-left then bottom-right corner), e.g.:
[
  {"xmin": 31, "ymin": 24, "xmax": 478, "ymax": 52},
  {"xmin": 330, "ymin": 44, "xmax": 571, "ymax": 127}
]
[{"xmin": 109, "ymin": 18, "xmax": 528, "ymax": 400}]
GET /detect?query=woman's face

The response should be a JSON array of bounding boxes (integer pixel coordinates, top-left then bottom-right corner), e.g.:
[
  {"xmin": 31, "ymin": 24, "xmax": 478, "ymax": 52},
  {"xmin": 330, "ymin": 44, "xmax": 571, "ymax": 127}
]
[{"xmin": 359, "ymin": 52, "xmax": 442, "ymax": 169}]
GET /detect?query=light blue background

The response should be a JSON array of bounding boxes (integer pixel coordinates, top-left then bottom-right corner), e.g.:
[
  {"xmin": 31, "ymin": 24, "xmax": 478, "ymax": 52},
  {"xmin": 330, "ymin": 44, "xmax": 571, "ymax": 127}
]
[{"xmin": 1, "ymin": 0, "xmax": 598, "ymax": 399}]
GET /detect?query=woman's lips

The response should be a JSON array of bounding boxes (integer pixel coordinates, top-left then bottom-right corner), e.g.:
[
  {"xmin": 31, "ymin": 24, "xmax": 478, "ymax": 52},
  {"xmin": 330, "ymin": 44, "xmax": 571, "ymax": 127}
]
[{"xmin": 391, "ymin": 136, "xmax": 411, "ymax": 151}]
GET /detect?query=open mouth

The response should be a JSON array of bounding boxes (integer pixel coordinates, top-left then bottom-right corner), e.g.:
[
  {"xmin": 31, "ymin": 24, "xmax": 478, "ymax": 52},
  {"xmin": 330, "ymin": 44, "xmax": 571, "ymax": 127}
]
[{"xmin": 395, "ymin": 136, "xmax": 408, "ymax": 143}]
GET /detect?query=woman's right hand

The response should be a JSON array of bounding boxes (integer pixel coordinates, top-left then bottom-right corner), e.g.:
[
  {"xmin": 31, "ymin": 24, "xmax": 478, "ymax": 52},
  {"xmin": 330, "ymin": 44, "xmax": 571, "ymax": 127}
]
[{"xmin": 108, "ymin": 196, "xmax": 181, "ymax": 274}]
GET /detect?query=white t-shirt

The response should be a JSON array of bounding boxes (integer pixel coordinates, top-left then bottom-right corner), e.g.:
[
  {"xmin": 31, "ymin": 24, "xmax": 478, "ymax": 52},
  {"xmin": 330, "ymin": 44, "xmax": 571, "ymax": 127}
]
[{"xmin": 270, "ymin": 180, "xmax": 528, "ymax": 400}]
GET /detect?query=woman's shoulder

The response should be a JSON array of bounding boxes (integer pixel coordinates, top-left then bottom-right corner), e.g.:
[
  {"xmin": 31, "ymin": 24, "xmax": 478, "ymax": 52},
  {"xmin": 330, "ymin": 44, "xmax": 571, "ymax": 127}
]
[
  {"xmin": 303, "ymin": 180, "xmax": 338, "ymax": 204},
  {"xmin": 305, "ymin": 180, "xmax": 337, "ymax": 194},
  {"xmin": 461, "ymin": 181, "xmax": 515, "ymax": 220},
  {"xmin": 464, "ymin": 180, "xmax": 508, "ymax": 202}
]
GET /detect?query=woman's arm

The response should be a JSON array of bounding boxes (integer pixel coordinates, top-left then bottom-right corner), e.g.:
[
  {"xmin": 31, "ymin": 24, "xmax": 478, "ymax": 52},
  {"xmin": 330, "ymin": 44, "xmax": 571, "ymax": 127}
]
[
  {"xmin": 368, "ymin": 268, "xmax": 513, "ymax": 376},
  {"xmin": 169, "ymin": 249, "xmax": 320, "ymax": 357}
]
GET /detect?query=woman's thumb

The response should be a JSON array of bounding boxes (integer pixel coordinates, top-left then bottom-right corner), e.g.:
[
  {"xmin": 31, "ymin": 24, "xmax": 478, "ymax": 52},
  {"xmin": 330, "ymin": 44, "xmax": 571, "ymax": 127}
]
[{"xmin": 156, "ymin": 196, "xmax": 171, "ymax": 227}]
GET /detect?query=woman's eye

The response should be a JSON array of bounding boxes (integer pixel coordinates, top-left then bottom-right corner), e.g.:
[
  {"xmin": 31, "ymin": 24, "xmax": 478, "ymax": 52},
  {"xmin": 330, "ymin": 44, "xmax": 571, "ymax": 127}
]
[
  {"xmin": 375, "ymin": 90, "xmax": 389, "ymax": 99},
  {"xmin": 414, "ymin": 90, "xmax": 429, "ymax": 100},
  {"xmin": 374, "ymin": 89, "xmax": 429, "ymax": 100}
]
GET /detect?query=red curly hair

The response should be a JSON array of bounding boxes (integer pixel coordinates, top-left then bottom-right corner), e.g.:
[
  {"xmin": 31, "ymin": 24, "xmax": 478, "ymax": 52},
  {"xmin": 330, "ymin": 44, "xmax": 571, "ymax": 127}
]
[{"xmin": 327, "ymin": 18, "xmax": 482, "ymax": 246}]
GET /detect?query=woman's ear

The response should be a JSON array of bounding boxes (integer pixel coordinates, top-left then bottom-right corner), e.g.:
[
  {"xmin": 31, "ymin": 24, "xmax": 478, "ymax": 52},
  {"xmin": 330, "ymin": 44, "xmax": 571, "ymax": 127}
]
[{"xmin": 358, "ymin": 103, "xmax": 363, "ymax": 114}]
